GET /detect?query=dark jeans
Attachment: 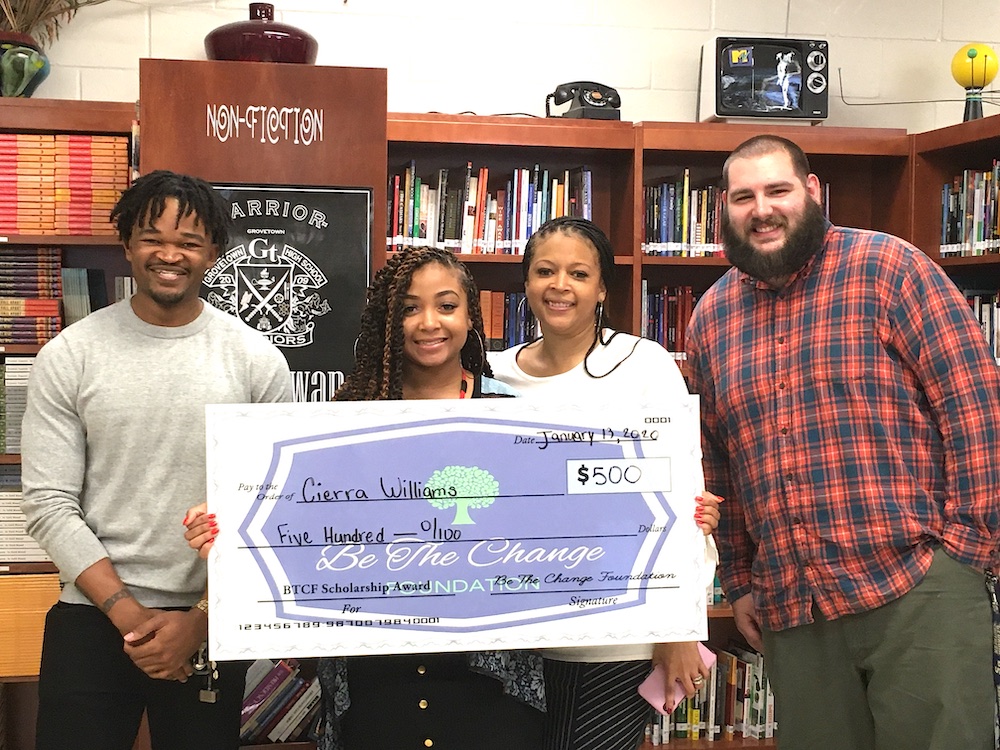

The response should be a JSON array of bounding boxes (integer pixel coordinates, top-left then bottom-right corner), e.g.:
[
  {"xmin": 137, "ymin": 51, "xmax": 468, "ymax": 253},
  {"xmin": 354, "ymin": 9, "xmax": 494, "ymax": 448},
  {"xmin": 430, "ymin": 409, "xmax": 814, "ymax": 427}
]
[{"xmin": 35, "ymin": 601, "xmax": 247, "ymax": 750}]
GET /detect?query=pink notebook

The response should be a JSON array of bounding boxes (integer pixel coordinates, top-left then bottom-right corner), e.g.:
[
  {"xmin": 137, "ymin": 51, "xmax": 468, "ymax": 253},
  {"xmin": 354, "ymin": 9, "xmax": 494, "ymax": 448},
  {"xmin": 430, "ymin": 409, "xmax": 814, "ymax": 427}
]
[{"xmin": 637, "ymin": 643, "xmax": 717, "ymax": 715}]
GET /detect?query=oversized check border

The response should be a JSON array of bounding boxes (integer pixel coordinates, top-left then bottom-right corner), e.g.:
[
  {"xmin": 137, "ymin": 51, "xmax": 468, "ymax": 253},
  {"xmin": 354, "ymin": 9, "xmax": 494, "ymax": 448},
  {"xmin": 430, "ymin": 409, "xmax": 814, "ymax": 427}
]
[{"xmin": 206, "ymin": 397, "xmax": 712, "ymax": 660}]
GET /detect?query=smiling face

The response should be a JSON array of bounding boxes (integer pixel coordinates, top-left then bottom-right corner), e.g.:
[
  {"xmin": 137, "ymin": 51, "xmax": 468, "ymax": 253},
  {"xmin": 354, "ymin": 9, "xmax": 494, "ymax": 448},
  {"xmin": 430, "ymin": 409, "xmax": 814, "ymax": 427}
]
[
  {"xmin": 125, "ymin": 197, "xmax": 218, "ymax": 325},
  {"xmin": 400, "ymin": 262, "xmax": 473, "ymax": 375},
  {"xmin": 524, "ymin": 230, "xmax": 606, "ymax": 340},
  {"xmin": 721, "ymin": 149, "xmax": 827, "ymax": 287}
]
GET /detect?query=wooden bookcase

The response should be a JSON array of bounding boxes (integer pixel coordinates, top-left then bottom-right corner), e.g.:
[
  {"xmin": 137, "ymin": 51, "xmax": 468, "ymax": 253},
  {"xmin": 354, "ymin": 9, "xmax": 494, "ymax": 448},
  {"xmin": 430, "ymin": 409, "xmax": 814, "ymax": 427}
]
[
  {"xmin": 6, "ymin": 99, "xmax": 1000, "ymax": 750},
  {"xmin": 0, "ymin": 97, "xmax": 134, "ymax": 750}
]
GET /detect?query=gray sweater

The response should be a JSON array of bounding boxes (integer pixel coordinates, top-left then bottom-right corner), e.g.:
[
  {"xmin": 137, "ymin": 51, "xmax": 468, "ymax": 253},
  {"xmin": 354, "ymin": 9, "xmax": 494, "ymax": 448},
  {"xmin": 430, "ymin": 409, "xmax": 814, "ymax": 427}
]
[{"xmin": 21, "ymin": 299, "xmax": 293, "ymax": 607}]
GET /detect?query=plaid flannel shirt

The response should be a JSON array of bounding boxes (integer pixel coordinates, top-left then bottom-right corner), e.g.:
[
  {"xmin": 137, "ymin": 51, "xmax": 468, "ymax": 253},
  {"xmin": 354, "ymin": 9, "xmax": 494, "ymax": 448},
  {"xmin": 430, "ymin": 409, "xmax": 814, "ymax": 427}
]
[{"xmin": 686, "ymin": 224, "xmax": 1000, "ymax": 631}]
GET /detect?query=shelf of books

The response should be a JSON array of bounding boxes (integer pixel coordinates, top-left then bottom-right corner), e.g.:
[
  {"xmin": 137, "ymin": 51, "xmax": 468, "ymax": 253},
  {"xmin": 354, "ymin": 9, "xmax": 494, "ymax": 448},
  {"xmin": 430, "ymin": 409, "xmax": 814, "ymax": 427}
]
[
  {"xmin": 386, "ymin": 112, "xmax": 638, "ymax": 334},
  {"xmin": 239, "ymin": 659, "xmax": 322, "ymax": 747},
  {"xmin": 911, "ymin": 116, "xmax": 1000, "ymax": 363},
  {"xmin": 633, "ymin": 120, "xmax": 911, "ymax": 340}
]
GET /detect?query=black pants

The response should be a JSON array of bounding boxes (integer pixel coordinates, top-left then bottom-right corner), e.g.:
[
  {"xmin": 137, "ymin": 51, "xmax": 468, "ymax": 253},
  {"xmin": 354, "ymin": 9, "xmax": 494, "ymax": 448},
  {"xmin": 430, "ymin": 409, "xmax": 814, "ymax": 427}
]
[
  {"xmin": 341, "ymin": 653, "xmax": 545, "ymax": 750},
  {"xmin": 35, "ymin": 601, "xmax": 247, "ymax": 750}
]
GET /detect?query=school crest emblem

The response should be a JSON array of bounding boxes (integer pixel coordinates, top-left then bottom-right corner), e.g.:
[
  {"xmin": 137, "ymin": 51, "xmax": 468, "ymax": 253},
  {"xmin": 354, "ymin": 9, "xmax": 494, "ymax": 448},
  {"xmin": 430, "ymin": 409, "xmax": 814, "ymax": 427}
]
[{"xmin": 204, "ymin": 238, "xmax": 332, "ymax": 348}]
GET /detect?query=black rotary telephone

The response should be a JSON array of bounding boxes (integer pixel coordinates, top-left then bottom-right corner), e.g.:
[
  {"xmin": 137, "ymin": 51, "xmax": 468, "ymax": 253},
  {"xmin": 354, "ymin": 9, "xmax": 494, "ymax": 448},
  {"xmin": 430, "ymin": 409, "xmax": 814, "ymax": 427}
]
[{"xmin": 546, "ymin": 81, "xmax": 622, "ymax": 120}]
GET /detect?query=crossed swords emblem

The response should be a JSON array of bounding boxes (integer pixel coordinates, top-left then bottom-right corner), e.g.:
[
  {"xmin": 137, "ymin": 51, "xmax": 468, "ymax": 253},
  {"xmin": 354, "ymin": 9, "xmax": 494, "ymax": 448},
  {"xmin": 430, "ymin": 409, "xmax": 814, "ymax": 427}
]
[{"xmin": 238, "ymin": 266, "xmax": 291, "ymax": 325}]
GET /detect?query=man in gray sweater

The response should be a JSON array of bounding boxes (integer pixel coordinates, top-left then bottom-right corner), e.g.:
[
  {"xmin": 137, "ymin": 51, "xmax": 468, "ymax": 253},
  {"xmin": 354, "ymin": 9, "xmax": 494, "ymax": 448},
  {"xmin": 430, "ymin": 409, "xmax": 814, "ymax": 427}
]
[{"xmin": 21, "ymin": 171, "xmax": 293, "ymax": 749}]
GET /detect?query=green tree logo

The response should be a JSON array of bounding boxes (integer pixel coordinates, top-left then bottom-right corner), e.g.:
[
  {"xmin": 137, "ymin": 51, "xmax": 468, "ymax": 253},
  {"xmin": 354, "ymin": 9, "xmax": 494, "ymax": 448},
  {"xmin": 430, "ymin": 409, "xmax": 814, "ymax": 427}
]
[{"xmin": 425, "ymin": 465, "xmax": 499, "ymax": 525}]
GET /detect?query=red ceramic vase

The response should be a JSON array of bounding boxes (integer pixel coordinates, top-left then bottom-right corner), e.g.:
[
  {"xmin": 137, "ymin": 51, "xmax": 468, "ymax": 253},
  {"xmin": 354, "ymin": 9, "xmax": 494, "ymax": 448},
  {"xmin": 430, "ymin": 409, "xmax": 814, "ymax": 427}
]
[{"xmin": 204, "ymin": 3, "xmax": 318, "ymax": 64}]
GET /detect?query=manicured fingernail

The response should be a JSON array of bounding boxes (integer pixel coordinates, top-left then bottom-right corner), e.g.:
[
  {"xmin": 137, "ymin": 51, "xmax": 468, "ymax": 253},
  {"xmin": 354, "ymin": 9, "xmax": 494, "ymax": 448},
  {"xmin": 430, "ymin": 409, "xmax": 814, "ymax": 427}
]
[{"xmin": 182, "ymin": 513, "xmax": 190, "ymax": 525}]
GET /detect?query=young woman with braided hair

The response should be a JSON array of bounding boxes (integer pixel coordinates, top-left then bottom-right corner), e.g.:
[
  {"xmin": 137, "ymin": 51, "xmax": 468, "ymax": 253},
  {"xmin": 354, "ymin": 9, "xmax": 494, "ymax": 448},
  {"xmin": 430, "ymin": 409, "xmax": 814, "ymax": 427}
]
[
  {"xmin": 334, "ymin": 245, "xmax": 503, "ymax": 401},
  {"xmin": 489, "ymin": 216, "xmax": 721, "ymax": 750},
  {"xmin": 185, "ymin": 245, "xmax": 545, "ymax": 749},
  {"xmin": 327, "ymin": 245, "xmax": 546, "ymax": 748}
]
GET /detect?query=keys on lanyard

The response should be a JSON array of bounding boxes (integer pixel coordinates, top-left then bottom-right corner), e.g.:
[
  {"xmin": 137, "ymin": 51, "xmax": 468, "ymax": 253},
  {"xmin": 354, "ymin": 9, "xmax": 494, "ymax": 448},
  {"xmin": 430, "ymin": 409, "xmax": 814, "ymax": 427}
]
[{"xmin": 191, "ymin": 642, "xmax": 219, "ymax": 704}]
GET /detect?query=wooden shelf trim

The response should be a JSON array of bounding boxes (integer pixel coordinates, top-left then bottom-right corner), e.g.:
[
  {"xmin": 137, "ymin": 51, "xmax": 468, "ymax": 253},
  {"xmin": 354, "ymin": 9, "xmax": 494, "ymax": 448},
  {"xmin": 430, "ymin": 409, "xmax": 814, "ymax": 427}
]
[
  {"xmin": 388, "ymin": 112, "xmax": 634, "ymax": 149},
  {"xmin": 938, "ymin": 254, "xmax": 1000, "ymax": 268},
  {"xmin": 912, "ymin": 112, "xmax": 1000, "ymax": 153},
  {"xmin": 0, "ymin": 98, "xmax": 134, "ymax": 135},
  {"xmin": 639, "ymin": 120, "xmax": 908, "ymax": 156}
]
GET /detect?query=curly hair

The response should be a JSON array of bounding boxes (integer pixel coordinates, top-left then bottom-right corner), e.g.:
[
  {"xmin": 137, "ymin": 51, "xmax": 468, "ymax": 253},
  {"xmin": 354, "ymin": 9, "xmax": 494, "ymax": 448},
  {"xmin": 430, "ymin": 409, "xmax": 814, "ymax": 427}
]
[
  {"xmin": 111, "ymin": 170, "xmax": 232, "ymax": 250},
  {"xmin": 335, "ymin": 246, "xmax": 492, "ymax": 401}
]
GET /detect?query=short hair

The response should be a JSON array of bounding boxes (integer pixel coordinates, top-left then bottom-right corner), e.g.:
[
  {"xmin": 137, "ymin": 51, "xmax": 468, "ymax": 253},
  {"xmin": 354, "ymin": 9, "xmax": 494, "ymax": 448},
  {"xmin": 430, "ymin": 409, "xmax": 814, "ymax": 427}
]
[
  {"xmin": 111, "ymin": 170, "xmax": 232, "ymax": 249},
  {"xmin": 334, "ymin": 246, "xmax": 491, "ymax": 401},
  {"xmin": 721, "ymin": 135, "xmax": 812, "ymax": 190}
]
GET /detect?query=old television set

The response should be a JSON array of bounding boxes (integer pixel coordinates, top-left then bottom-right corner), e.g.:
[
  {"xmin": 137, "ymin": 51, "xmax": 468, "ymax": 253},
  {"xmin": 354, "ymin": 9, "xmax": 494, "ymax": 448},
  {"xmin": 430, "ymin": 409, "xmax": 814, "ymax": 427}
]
[{"xmin": 698, "ymin": 36, "xmax": 829, "ymax": 122}]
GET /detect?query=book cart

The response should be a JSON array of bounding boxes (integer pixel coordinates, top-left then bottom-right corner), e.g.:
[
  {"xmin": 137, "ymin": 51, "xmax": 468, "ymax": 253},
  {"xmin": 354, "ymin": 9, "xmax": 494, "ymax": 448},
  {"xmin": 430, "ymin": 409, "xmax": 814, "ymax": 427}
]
[{"xmin": 6, "ymin": 92, "xmax": 1000, "ymax": 748}]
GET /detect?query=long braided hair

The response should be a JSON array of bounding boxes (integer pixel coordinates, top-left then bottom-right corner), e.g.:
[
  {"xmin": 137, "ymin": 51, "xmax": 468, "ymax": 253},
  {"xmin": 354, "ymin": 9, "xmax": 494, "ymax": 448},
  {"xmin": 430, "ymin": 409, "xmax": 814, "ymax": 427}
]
[
  {"xmin": 335, "ymin": 246, "xmax": 492, "ymax": 401},
  {"xmin": 522, "ymin": 216, "xmax": 636, "ymax": 379}
]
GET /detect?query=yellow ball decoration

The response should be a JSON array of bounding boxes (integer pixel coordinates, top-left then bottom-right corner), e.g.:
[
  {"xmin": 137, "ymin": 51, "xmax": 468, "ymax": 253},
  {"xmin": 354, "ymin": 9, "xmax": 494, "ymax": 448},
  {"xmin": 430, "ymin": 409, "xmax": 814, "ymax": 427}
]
[{"xmin": 952, "ymin": 43, "xmax": 998, "ymax": 89}]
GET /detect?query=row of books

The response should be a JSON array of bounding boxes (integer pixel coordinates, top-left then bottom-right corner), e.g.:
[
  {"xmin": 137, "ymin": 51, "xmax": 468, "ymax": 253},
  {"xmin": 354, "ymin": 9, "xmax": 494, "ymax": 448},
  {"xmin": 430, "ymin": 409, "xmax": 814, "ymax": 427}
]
[
  {"xmin": 965, "ymin": 289, "xmax": 1000, "ymax": 365},
  {"xmin": 0, "ymin": 133, "xmax": 129, "ymax": 236},
  {"xmin": 240, "ymin": 658, "xmax": 322, "ymax": 745},
  {"xmin": 0, "ymin": 471, "xmax": 50, "ymax": 564},
  {"xmin": 644, "ymin": 643, "xmax": 776, "ymax": 744},
  {"xmin": 640, "ymin": 176, "xmax": 831, "ymax": 257},
  {"xmin": 940, "ymin": 164, "xmax": 1000, "ymax": 257},
  {"xmin": 480, "ymin": 290, "xmax": 539, "ymax": 352},
  {"xmin": 1, "ymin": 356, "xmax": 33, "ymax": 454},
  {"xmin": 641, "ymin": 282, "xmax": 701, "ymax": 355},
  {"xmin": 387, "ymin": 161, "xmax": 592, "ymax": 255},
  {"xmin": 1, "ymin": 247, "xmax": 62, "ymax": 344},
  {"xmin": 62, "ymin": 267, "xmax": 109, "ymax": 327},
  {"xmin": 642, "ymin": 171, "xmax": 724, "ymax": 257}
]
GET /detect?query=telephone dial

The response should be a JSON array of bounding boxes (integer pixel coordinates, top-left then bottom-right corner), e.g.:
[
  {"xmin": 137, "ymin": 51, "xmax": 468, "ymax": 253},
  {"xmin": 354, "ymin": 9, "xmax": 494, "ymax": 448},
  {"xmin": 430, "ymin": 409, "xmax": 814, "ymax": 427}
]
[{"xmin": 546, "ymin": 81, "xmax": 622, "ymax": 120}]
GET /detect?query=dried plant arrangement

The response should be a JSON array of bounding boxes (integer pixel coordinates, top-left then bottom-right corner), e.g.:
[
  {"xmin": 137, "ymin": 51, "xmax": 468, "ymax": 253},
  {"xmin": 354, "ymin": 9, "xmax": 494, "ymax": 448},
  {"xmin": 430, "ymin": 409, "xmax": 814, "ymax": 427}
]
[{"xmin": 0, "ymin": 0, "xmax": 111, "ymax": 49}]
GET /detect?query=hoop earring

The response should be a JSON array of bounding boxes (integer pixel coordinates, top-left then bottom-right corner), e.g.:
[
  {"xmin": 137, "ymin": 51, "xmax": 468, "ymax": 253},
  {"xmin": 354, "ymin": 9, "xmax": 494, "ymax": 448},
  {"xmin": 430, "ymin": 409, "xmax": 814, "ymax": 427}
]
[
  {"xmin": 353, "ymin": 335, "xmax": 360, "ymax": 360},
  {"xmin": 595, "ymin": 301, "xmax": 604, "ymax": 331}
]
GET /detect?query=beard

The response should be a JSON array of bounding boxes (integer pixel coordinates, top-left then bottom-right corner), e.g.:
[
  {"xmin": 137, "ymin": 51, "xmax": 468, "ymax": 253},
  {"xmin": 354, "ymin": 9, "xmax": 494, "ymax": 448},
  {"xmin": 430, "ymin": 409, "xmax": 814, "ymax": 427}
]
[
  {"xmin": 721, "ymin": 197, "xmax": 827, "ymax": 285},
  {"xmin": 147, "ymin": 287, "xmax": 189, "ymax": 306}
]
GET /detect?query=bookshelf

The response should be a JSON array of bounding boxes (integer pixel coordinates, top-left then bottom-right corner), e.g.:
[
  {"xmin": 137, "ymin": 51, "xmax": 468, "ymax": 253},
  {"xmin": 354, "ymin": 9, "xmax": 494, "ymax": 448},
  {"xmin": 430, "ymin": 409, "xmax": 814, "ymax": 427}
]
[
  {"xmin": 387, "ymin": 112, "xmax": 637, "ymax": 332},
  {"xmin": 6, "ymin": 101, "xmax": 1000, "ymax": 749},
  {"xmin": 0, "ymin": 98, "xmax": 134, "ymax": 750},
  {"xmin": 911, "ymin": 116, "xmax": 1000, "ymax": 292}
]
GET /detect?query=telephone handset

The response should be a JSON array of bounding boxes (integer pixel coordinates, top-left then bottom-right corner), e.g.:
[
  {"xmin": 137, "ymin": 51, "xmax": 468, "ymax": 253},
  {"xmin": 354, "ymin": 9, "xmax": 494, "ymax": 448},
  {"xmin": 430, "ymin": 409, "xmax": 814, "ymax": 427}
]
[{"xmin": 546, "ymin": 81, "xmax": 622, "ymax": 120}]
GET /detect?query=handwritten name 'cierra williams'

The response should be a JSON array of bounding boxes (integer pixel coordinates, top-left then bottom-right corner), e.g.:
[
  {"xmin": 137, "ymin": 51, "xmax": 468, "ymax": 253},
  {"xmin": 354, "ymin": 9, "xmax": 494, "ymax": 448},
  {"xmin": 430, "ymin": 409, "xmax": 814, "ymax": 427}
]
[{"xmin": 293, "ymin": 476, "xmax": 459, "ymax": 503}]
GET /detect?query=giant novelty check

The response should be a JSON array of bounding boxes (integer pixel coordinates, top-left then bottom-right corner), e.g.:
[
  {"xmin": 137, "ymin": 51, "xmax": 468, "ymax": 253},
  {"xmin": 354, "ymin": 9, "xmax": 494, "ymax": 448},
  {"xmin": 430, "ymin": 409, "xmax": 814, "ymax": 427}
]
[{"xmin": 205, "ymin": 397, "xmax": 713, "ymax": 660}]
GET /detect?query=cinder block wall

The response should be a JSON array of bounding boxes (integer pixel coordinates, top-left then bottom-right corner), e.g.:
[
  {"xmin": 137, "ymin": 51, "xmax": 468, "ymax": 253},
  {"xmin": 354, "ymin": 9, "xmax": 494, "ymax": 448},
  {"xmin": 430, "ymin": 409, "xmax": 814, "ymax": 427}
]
[{"xmin": 32, "ymin": 0, "xmax": 1000, "ymax": 132}]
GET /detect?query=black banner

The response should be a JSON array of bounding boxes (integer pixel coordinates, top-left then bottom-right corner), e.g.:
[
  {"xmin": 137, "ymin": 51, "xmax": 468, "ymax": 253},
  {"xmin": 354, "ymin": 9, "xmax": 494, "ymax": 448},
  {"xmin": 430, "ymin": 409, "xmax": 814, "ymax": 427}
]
[{"xmin": 203, "ymin": 184, "xmax": 372, "ymax": 402}]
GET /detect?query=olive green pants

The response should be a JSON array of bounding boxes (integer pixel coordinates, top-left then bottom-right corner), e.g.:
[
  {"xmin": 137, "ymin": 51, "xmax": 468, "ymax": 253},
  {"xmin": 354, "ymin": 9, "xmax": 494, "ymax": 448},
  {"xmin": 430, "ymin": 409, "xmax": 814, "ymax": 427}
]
[{"xmin": 761, "ymin": 548, "xmax": 994, "ymax": 750}]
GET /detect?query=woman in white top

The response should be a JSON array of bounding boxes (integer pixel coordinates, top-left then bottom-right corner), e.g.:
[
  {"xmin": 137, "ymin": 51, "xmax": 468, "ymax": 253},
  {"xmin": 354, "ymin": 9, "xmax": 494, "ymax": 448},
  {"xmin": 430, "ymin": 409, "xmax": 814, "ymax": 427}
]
[{"xmin": 490, "ymin": 216, "xmax": 721, "ymax": 750}]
